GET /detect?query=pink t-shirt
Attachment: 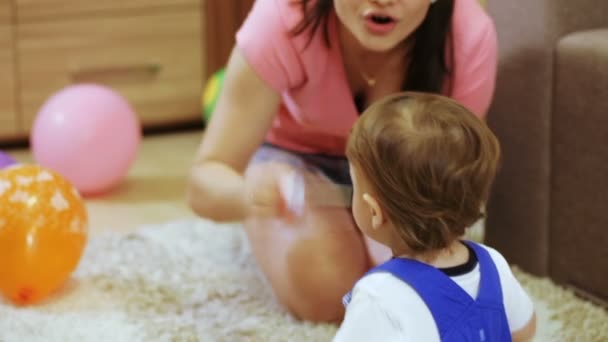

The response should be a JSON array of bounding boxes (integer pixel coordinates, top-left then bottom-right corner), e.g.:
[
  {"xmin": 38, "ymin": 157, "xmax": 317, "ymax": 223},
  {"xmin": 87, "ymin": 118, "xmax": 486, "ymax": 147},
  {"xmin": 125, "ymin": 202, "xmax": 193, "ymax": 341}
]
[{"xmin": 236, "ymin": 0, "xmax": 497, "ymax": 156}]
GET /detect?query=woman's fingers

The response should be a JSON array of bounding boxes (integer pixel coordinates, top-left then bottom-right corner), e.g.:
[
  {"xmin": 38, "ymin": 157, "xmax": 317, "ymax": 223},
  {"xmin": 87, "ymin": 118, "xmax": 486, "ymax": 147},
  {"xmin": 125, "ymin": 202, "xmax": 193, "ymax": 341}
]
[
  {"xmin": 279, "ymin": 170, "xmax": 353, "ymax": 222},
  {"xmin": 245, "ymin": 162, "xmax": 353, "ymax": 220},
  {"xmin": 245, "ymin": 162, "xmax": 291, "ymax": 218}
]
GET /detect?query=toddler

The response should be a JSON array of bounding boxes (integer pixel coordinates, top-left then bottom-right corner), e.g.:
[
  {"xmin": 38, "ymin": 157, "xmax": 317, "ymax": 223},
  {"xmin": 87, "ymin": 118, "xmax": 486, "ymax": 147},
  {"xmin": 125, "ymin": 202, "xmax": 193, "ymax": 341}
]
[{"xmin": 334, "ymin": 92, "xmax": 536, "ymax": 341}]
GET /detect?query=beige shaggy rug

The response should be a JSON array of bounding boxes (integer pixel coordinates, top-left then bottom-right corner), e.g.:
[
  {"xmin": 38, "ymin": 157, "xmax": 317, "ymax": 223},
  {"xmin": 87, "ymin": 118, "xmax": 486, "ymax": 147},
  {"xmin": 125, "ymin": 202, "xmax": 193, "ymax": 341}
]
[{"xmin": 0, "ymin": 219, "xmax": 606, "ymax": 342}]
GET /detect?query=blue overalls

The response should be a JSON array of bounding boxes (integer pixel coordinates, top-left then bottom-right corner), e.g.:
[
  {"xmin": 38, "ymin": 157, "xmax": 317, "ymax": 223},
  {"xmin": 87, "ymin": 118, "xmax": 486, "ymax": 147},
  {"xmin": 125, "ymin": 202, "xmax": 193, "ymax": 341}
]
[{"xmin": 343, "ymin": 241, "xmax": 512, "ymax": 341}]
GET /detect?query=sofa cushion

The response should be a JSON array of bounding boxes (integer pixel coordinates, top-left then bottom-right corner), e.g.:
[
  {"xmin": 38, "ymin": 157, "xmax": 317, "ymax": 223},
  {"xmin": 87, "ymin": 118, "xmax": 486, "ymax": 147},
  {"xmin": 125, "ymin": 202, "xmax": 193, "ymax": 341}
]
[{"xmin": 551, "ymin": 29, "xmax": 608, "ymax": 302}]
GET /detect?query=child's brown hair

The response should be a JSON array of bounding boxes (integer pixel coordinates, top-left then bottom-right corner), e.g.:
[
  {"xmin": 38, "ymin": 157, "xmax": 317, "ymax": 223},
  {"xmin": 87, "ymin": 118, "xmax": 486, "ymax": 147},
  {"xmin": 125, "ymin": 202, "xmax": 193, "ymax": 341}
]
[{"xmin": 346, "ymin": 92, "xmax": 501, "ymax": 253}]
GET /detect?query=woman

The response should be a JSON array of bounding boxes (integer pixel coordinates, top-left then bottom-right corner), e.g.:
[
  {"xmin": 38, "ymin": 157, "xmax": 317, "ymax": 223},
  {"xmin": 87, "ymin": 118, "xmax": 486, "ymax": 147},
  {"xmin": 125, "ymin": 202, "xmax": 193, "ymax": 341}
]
[{"xmin": 188, "ymin": 0, "xmax": 497, "ymax": 322}]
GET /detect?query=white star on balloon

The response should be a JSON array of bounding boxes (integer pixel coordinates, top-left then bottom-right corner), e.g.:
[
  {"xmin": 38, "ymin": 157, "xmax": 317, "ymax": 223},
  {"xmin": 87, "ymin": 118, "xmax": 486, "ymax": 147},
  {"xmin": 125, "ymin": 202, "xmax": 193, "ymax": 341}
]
[
  {"xmin": 0, "ymin": 180, "xmax": 11, "ymax": 196},
  {"xmin": 16, "ymin": 176, "xmax": 34, "ymax": 187},
  {"xmin": 37, "ymin": 171, "xmax": 53, "ymax": 182},
  {"xmin": 70, "ymin": 217, "xmax": 83, "ymax": 233},
  {"xmin": 10, "ymin": 190, "xmax": 30, "ymax": 204},
  {"xmin": 51, "ymin": 190, "xmax": 69, "ymax": 211}
]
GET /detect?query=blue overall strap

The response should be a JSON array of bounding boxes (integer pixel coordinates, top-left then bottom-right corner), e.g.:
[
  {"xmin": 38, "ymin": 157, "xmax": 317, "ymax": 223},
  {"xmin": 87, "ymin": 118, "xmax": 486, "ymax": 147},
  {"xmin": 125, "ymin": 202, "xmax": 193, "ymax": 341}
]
[
  {"xmin": 342, "ymin": 242, "xmax": 511, "ymax": 341},
  {"xmin": 367, "ymin": 256, "xmax": 475, "ymax": 339},
  {"xmin": 461, "ymin": 241, "xmax": 505, "ymax": 308},
  {"xmin": 462, "ymin": 241, "xmax": 511, "ymax": 342}
]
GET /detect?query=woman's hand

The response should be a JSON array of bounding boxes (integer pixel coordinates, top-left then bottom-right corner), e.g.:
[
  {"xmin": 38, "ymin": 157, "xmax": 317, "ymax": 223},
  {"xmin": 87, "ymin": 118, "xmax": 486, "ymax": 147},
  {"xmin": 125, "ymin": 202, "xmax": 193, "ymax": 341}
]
[
  {"xmin": 245, "ymin": 162, "xmax": 353, "ymax": 221},
  {"xmin": 244, "ymin": 162, "xmax": 291, "ymax": 218}
]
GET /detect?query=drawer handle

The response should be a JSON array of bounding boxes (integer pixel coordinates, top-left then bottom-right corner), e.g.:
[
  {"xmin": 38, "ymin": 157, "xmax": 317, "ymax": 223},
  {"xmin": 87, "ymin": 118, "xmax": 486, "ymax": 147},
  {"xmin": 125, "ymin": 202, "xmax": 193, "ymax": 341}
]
[{"xmin": 70, "ymin": 63, "xmax": 162, "ymax": 82}]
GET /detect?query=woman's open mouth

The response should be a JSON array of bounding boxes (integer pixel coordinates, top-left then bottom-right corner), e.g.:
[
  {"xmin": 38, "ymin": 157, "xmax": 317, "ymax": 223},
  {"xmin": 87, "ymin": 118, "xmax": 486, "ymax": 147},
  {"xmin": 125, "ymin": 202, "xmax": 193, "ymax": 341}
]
[{"xmin": 363, "ymin": 12, "xmax": 397, "ymax": 35}]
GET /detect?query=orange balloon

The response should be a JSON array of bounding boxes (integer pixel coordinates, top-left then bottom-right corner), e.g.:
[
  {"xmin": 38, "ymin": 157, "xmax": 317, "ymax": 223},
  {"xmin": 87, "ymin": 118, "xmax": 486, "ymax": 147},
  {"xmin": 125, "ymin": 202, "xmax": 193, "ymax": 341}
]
[{"xmin": 0, "ymin": 164, "xmax": 88, "ymax": 305}]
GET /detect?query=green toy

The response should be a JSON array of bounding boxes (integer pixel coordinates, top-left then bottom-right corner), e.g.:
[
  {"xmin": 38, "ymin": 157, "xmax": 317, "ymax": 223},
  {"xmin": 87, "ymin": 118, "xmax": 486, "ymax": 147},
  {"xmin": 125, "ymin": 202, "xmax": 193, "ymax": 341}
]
[{"xmin": 202, "ymin": 68, "xmax": 226, "ymax": 123}]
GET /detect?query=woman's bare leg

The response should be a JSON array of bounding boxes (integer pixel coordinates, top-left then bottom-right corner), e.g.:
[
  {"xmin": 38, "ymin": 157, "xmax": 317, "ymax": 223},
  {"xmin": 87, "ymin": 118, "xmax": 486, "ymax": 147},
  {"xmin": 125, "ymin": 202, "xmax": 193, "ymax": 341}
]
[{"xmin": 243, "ymin": 165, "xmax": 368, "ymax": 322}]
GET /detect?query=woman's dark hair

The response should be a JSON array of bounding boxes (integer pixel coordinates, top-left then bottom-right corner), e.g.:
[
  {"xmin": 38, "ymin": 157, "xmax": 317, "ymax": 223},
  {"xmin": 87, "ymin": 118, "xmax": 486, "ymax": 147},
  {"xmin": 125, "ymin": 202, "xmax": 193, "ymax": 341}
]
[{"xmin": 290, "ymin": 0, "xmax": 454, "ymax": 94}]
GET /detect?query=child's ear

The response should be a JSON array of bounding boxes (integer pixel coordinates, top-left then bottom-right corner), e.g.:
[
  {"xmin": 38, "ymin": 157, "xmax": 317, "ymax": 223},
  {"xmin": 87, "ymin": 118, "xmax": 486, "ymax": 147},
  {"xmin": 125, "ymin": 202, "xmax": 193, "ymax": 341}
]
[{"xmin": 363, "ymin": 193, "xmax": 385, "ymax": 229}]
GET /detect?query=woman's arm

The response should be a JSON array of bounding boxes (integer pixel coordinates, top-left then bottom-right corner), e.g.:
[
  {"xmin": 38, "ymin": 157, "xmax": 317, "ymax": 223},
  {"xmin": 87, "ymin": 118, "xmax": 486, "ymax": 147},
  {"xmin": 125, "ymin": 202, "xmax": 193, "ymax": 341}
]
[{"xmin": 187, "ymin": 47, "xmax": 281, "ymax": 221}]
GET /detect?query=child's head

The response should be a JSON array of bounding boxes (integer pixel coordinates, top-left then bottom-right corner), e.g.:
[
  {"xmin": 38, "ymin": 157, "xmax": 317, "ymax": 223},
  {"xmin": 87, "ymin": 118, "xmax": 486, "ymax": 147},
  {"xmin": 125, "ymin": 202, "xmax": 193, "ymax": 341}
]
[{"xmin": 346, "ymin": 92, "xmax": 500, "ymax": 255}]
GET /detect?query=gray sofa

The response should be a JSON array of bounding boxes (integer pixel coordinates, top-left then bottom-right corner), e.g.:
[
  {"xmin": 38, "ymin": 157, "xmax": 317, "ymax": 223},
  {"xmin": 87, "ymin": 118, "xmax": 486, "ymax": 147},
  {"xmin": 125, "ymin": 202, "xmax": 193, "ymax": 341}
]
[{"xmin": 486, "ymin": 0, "xmax": 608, "ymax": 303}]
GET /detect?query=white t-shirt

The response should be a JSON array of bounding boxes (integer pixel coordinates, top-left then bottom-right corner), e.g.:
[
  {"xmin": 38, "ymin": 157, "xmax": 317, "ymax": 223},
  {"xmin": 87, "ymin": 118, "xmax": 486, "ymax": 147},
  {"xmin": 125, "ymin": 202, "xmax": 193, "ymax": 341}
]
[{"xmin": 333, "ymin": 244, "xmax": 534, "ymax": 342}]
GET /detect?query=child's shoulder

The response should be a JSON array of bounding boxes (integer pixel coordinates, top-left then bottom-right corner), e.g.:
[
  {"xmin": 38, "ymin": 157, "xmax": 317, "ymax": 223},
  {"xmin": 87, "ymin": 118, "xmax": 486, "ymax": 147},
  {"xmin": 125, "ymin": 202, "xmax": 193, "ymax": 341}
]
[
  {"xmin": 353, "ymin": 271, "xmax": 408, "ymax": 296},
  {"xmin": 472, "ymin": 242, "xmax": 512, "ymax": 273},
  {"xmin": 352, "ymin": 269, "xmax": 435, "ymax": 314},
  {"xmin": 347, "ymin": 271, "xmax": 442, "ymax": 340},
  {"xmin": 471, "ymin": 242, "xmax": 525, "ymax": 294}
]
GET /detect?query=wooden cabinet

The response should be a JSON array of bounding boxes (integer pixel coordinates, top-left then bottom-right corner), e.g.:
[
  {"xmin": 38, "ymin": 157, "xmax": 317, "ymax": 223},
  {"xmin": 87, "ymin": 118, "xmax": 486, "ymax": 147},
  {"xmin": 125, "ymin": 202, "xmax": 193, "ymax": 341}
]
[
  {"xmin": 15, "ymin": 0, "xmax": 199, "ymax": 21},
  {"xmin": 205, "ymin": 0, "xmax": 254, "ymax": 74},
  {"xmin": 0, "ymin": 2, "xmax": 18, "ymax": 138},
  {"xmin": 0, "ymin": 0, "xmax": 205, "ymax": 142},
  {"xmin": 17, "ymin": 7, "xmax": 203, "ymax": 130}
]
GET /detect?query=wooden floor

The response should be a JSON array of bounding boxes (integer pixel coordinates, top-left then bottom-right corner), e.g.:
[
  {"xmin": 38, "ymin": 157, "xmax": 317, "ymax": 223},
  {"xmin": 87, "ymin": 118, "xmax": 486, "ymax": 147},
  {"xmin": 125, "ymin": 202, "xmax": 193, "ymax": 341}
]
[{"xmin": 6, "ymin": 129, "xmax": 203, "ymax": 235}]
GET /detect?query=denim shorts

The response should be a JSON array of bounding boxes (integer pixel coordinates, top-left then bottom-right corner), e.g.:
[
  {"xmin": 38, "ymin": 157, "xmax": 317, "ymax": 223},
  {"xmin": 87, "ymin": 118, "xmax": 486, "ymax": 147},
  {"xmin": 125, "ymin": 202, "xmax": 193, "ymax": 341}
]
[{"xmin": 250, "ymin": 143, "xmax": 352, "ymax": 186}]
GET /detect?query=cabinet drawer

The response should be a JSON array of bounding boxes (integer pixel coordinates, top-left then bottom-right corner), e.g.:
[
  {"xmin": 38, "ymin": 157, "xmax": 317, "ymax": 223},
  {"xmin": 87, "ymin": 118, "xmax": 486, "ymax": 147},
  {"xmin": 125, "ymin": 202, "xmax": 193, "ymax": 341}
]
[
  {"xmin": 17, "ymin": 0, "xmax": 199, "ymax": 22},
  {"xmin": 0, "ymin": 1, "xmax": 11, "ymax": 22},
  {"xmin": 0, "ymin": 9, "xmax": 18, "ymax": 138},
  {"xmin": 17, "ymin": 9, "xmax": 204, "ymax": 131}
]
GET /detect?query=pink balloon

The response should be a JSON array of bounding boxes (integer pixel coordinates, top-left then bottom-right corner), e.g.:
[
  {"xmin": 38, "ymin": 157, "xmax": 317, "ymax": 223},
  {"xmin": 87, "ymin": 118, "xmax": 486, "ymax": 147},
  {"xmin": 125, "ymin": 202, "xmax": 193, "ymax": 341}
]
[{"xmin": 31, "ymin": 84, "xmax": 141, "ymax": 196}]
